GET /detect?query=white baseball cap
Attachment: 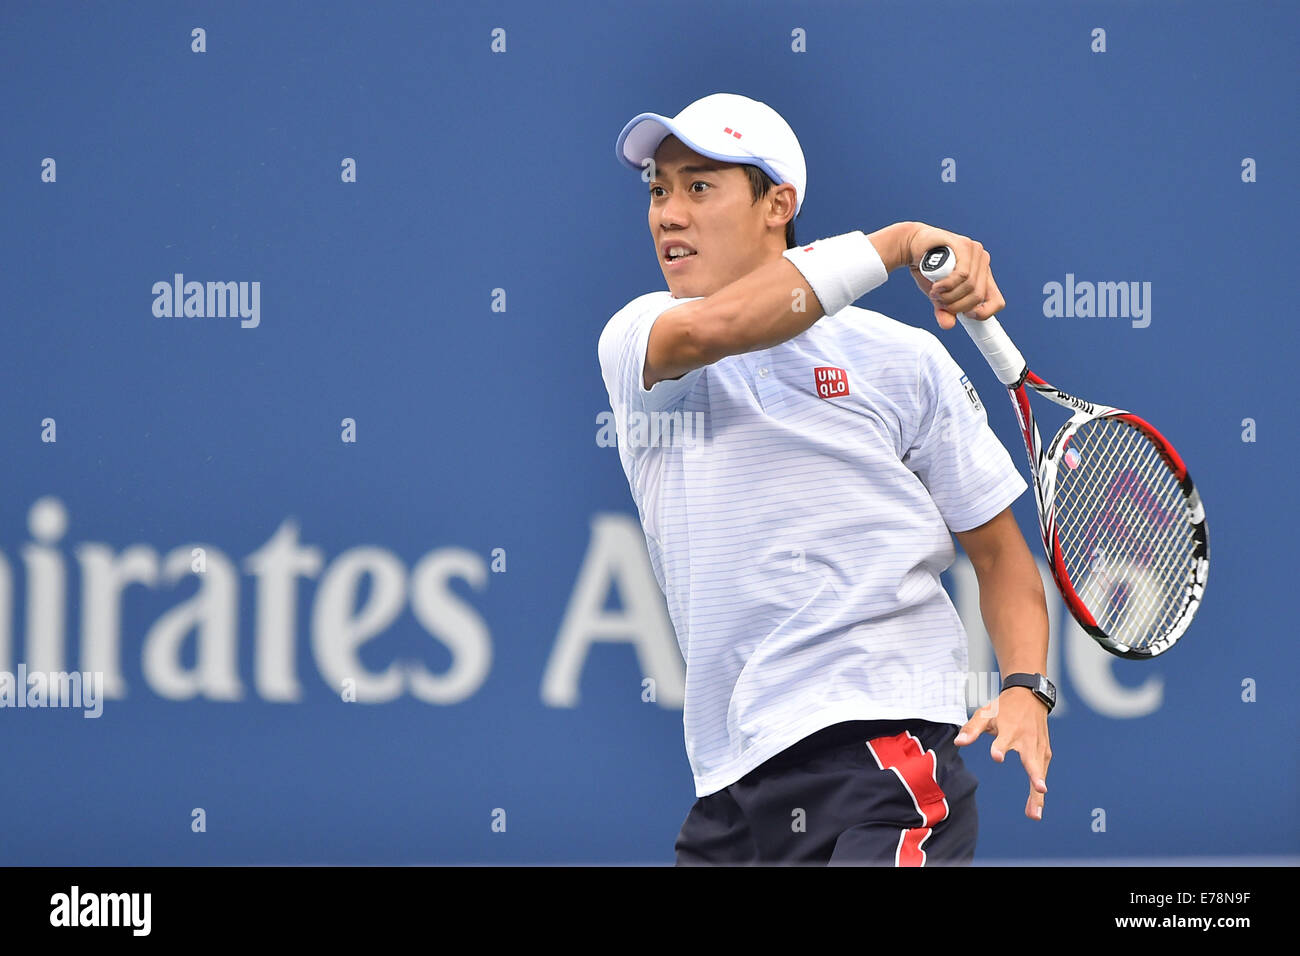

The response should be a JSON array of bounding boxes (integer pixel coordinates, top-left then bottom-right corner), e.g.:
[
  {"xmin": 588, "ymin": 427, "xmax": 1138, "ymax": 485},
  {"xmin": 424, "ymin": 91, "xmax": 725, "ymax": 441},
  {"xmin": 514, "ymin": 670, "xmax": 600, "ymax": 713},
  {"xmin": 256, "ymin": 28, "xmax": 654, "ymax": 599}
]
[{"xmin": 615, "ymin": 92, "xmax": 807, "ymax": 217}]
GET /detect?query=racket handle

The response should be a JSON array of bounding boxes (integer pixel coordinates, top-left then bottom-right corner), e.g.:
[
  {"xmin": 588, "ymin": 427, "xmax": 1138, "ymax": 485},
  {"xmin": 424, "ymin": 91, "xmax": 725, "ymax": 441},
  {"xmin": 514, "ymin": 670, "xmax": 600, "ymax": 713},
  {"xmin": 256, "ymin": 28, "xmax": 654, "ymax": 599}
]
[{"xmin": 918, "ymin": 245, "xmax": 1027, "ymax": 387}]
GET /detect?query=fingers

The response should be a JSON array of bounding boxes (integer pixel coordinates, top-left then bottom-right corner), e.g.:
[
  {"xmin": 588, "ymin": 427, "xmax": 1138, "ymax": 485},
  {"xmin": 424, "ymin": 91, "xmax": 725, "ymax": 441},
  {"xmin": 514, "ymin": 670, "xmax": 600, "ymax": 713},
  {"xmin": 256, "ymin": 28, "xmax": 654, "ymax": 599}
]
[
  {"xmin": 959, "ymin": 246, "xmax": 990, "ymax": 316},
  {"xmin": 977, "ymin": 272, "xmax": 1006, "ymax": 319},
  {"xmin": 929, "ymin": 241, "xmax": 1005, "ymax": 320},
  {"xmin": 925, "ymin": 239, "xmax": 978, "ymax": 296},
  {"xmin": 910, "ymin": 267, "xmax": 954, "ymax": 328},
  {"xmin": 1025, "ymin": 764, "xmax": 1049, "ymax": 820},
  {"xmin": 907, "ymin": 226, "xmax": 1005, "ymax": 329},
  {"xmin": 928, "ymin": 276, "xmax": 970, "ymax": 317},
  {"xmin": 966, "ymin": 688, "xmax": 1054, "ymax": 821},
  {"xmin": 1026, "ymin": 788, "xmax": 1045, "ymax": 821},
  {"xmin": 953, "ymin": 703, "xmax": 997, "ymax": 747},
  {"xmin": 997, "ymin": 736, "xmax": 1051, "ymax": 821},
  {"xmin": 960, "ymin": 703, "xmax": 1052, "ymax": 821},
  {"xmin": 1023, "ymin": 742, "xmax": 1052, "ymax": 821},
  {"xmin": 989, "ymin": 732, "xmax": 1009, "ymax": 764},
  {"xmin": 929, "ymin": 243, "xmax": 982, "ymax": 314}
]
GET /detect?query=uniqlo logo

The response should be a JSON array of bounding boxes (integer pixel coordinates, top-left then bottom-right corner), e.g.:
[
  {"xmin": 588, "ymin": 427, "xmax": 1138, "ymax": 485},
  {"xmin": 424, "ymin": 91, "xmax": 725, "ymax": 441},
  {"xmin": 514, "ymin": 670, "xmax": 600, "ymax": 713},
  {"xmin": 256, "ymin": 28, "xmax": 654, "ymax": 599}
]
[
  {"xmin": 722, "ymin": 127, "xmax": 742, "ymax": 139},
  {"xmin": 814, "ymin": 366, "xmax": 849, "ymax": 399}
]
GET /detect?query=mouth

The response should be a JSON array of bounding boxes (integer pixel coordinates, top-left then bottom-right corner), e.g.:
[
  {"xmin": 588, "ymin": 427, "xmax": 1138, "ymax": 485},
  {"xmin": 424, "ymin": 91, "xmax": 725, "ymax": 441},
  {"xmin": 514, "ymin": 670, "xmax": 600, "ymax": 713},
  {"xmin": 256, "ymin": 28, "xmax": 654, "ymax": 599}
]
[{"xmin": 664, "ymin": 250, "xmax": 698, "ymax": 268}]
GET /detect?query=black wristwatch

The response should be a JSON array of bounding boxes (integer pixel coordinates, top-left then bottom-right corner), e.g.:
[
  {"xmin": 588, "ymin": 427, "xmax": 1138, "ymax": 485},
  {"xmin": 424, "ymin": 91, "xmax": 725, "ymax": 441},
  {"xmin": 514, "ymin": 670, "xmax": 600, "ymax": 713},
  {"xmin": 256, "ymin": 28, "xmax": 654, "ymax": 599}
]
[{"xmin": 1000, "ymin": 673, "xmax": 1056, "ymax": 714}]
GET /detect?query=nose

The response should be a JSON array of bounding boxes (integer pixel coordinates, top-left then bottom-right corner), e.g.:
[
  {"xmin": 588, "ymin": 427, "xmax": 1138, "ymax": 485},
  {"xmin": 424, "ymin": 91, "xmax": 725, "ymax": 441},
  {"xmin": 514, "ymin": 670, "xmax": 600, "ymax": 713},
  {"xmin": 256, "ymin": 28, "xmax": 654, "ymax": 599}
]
[{"xmin": 656, "ymin": 188, "xmax": 690, "ymax": 228}]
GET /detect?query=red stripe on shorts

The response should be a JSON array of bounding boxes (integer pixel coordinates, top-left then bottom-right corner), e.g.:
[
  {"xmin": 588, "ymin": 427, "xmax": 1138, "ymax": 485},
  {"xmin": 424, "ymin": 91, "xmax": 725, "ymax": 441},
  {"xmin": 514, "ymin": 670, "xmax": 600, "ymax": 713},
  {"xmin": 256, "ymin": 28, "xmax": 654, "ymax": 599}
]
[{"xmin": 866, "ymin": 731, "xmax": 950, "ymax": 866}]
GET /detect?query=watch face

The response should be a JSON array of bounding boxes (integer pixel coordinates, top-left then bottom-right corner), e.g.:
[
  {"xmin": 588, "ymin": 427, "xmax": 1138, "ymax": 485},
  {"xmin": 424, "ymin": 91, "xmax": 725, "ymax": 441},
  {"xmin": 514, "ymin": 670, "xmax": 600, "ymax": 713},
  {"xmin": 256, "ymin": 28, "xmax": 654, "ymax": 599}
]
[{"xmin": 1036, "ymin": 675, "xmax": 1057, "ymax": 704}]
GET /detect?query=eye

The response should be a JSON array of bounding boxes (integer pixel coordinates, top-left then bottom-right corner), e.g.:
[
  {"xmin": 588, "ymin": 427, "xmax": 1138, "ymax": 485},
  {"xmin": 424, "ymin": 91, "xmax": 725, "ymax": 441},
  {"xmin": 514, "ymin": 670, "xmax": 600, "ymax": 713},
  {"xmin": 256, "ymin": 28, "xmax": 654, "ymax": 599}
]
[{"xmin": 649, "ymin": 181, "xmax": 711, "ymax": 198}]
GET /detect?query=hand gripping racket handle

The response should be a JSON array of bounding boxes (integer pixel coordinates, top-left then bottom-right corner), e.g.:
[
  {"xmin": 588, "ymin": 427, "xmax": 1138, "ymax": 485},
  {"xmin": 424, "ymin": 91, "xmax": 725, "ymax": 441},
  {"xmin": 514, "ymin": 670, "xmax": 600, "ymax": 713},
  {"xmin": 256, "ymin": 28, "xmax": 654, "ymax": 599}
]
[{"xmin": 917, "ymin": 245, "xmax": 1027, "ymax": 387}]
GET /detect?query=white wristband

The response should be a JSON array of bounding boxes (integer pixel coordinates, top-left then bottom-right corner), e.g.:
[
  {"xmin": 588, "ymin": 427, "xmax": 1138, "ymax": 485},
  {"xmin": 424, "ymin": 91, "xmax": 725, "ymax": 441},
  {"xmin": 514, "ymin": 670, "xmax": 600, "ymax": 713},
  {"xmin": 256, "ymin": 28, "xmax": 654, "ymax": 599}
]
[{"xmin": 781, "ymin": 230, "xmax": 889, "ymax": 318}]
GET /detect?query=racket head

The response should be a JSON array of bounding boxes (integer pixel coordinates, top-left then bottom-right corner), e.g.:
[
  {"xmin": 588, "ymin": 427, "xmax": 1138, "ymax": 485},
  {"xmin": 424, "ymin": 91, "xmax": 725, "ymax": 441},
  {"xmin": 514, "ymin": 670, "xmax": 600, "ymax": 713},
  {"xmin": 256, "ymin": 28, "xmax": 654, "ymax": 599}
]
[{"xmin": 1039, "ymin": 409, "xmax": 1209, "ymax": 659}]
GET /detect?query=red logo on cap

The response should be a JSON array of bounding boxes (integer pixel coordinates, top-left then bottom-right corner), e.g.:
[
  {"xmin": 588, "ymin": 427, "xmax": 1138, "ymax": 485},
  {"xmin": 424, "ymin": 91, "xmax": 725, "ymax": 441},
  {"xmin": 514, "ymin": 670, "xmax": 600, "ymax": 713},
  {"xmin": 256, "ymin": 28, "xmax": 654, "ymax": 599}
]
[
  {"xmin": 814, "ymin": 366, "xmax": 849, "ymax": 399},
  {"xmin": 723, "ymin": 127, "xmax": 742, "ymax": 139}
]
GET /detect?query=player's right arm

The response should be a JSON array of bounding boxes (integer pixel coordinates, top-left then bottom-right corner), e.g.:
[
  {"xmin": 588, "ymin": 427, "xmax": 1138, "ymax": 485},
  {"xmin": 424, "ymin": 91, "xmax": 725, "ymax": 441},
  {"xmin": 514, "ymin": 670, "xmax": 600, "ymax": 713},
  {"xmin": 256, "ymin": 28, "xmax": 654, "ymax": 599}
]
[
  {"xmin": 643, "ymin": 233, "xmax": 894, "ymax": 389},
  {"xmin": 643, "ymin": 221, "xmax": 995, "ymax": 389},
  {"xmin": 642, "ymin": 247, "xmax": 839, "ymax": 389}
]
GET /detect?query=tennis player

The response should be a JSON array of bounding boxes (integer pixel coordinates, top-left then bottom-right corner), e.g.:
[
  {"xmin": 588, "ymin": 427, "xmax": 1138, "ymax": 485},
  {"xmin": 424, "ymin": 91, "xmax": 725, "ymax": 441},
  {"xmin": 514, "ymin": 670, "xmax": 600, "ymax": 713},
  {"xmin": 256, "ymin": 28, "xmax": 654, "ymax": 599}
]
[{"xmin": 599, "ymin": 92, "xmax": 1053, "ymax": 865}]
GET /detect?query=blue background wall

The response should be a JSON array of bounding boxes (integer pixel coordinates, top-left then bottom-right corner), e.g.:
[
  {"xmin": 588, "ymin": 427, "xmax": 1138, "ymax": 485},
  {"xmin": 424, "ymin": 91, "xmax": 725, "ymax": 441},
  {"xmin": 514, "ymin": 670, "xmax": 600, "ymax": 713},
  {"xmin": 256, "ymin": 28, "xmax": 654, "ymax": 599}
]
[{"xmin": 1, "ymin": 0, "xmax": 1294, "ymax": 864}]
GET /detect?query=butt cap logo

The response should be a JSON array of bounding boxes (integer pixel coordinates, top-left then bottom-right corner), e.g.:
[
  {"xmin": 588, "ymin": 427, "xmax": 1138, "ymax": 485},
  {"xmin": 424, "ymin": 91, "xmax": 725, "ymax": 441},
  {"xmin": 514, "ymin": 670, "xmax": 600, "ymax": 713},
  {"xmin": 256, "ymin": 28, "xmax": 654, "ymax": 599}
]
[{"xmin": 923, "ymin": 249, "xmax": 948, "ymax": 272}]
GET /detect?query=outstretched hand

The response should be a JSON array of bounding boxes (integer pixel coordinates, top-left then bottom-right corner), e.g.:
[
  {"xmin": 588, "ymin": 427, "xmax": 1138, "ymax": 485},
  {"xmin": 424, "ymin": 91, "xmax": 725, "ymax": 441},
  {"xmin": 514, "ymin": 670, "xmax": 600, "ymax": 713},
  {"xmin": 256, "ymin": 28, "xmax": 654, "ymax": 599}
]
[{"xmin": 954, "ymin": 688, "xmax": 1052, "ymax": 821}]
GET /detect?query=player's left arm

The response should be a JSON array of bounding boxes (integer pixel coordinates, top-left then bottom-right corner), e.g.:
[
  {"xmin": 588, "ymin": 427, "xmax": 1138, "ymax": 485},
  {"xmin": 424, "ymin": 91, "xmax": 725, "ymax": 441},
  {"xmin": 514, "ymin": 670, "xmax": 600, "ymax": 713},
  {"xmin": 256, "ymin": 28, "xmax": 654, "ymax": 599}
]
[{"xmin": 952, "ymin": 506, "xmax": 1052, "ymax": 821}]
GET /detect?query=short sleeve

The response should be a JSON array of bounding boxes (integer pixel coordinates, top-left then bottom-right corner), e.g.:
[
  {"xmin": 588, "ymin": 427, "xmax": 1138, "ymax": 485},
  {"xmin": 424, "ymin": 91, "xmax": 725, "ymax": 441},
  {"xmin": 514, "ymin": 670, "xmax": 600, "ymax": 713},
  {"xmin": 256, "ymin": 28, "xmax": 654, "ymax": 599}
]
[
  {"xmin": 902, "ymin": 334, "xmax": 1028, "ymax": 532},
  {"xmin": 597, "ymin": 292, "xmax": 707, "ymax": 416}
]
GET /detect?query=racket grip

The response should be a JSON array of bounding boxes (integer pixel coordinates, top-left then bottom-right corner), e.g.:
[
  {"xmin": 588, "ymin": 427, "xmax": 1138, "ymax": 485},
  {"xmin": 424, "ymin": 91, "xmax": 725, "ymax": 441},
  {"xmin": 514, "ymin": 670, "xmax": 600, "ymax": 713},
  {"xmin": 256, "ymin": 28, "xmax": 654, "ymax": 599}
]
[
  {"xmin": 955, "ymin": 313, "xmax": 1026, "ymax": 386},
  {"xmin": 918, "ymin": 245, "xmax": 1027, "ymax": 387}
]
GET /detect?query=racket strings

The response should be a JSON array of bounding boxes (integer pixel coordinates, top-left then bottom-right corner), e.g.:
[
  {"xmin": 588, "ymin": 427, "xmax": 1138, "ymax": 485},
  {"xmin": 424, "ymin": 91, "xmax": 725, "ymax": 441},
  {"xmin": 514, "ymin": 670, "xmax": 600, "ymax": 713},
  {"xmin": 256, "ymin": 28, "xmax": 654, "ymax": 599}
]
[
  {"xmin": 1051, "ymin": 418, "xmax": 1196, "ymax": 650},
  {"xmin": 1058, "ymin": 428, "xmax": 1194, "ymax": 647},
  {"xmin": 1096, "ymin": 443, "xmax": 1196, "ymax": 637},
  {"xmin": 1060, "ymin": 451, "xmax": 1187, "ymax": 645},
  {"xmin": 1064, "ymin": 434, "xmax": 1193, "ymax": 646}
]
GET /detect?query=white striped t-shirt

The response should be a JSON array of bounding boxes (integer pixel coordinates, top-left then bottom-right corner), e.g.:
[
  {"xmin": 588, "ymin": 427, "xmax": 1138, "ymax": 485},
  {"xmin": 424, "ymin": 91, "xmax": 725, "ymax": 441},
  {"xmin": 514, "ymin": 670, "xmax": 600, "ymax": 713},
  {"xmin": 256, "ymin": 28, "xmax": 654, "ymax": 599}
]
[{"xmin": 597, "ymin": 289, "xmax": 1027, "ymax": 797}]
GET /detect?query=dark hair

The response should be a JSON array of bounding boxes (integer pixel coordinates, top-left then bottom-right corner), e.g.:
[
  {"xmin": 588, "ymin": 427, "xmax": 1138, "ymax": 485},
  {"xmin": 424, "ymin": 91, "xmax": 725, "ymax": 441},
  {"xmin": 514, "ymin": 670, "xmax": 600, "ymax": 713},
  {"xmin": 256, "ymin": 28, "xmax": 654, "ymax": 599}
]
[{"xmin": 743, "ymin": 165, "xmax": 798, "ymax": 249}]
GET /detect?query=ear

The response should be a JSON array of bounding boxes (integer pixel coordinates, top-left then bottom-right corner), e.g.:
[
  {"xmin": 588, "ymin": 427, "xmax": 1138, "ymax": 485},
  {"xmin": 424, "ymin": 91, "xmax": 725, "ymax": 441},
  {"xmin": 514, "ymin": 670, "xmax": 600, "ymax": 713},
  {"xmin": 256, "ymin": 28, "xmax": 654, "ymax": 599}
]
[{"xmin": 768, "ymin": 183, "xmax": 797, "ymax": 229}]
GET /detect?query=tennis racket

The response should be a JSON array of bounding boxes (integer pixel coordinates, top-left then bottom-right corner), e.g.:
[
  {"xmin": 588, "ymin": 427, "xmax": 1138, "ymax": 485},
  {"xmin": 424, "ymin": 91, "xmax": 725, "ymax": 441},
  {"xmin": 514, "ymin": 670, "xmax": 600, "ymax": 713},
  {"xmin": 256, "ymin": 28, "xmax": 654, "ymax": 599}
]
[{"xmin": 919, "ymin": 245, "xmax": 1208, "ymax": 659}]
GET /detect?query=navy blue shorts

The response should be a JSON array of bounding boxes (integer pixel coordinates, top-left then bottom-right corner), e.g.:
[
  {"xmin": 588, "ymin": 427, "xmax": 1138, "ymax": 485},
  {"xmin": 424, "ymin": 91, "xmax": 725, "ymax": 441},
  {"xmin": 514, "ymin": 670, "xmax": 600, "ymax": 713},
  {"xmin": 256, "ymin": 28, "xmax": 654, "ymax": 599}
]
[{"xmin": 674, "ymin": 719, "xmax": 979, "ymax": 866}]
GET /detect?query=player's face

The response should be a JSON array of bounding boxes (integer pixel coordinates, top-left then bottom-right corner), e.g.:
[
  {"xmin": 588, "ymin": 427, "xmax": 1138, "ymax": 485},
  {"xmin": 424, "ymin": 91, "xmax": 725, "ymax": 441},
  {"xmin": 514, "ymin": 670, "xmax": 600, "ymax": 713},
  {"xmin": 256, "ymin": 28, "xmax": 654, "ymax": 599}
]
[{"xmin": 648, "ymin": 136, "xmax": 788, "ymax": 298}]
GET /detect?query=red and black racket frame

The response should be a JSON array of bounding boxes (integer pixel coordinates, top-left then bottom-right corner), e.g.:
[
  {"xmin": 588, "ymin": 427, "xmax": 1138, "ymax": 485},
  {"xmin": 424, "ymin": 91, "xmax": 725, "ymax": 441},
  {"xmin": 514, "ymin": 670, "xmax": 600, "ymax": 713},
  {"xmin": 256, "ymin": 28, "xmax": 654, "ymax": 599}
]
[{"xmin": 1004, "ymin": 369, "xmax": 1210, "ymax": 660}]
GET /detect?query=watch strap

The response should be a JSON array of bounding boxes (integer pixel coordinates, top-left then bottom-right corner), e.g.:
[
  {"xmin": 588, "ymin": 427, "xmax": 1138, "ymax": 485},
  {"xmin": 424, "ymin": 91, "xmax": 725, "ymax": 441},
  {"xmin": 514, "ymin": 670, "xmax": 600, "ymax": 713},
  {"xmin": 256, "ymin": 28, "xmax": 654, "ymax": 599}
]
[{"xmin": 1001, "ymin": 672, "xmax": 1056, "ymax": 713}]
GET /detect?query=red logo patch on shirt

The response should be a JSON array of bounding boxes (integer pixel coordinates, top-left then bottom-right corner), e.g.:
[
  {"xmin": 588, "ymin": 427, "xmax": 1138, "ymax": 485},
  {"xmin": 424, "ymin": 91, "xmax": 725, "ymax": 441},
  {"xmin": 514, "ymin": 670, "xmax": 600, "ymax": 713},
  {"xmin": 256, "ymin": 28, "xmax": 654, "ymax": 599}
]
[{"xmin": 814, "ymin": 366, "xmax": 849, "ymax": 399}]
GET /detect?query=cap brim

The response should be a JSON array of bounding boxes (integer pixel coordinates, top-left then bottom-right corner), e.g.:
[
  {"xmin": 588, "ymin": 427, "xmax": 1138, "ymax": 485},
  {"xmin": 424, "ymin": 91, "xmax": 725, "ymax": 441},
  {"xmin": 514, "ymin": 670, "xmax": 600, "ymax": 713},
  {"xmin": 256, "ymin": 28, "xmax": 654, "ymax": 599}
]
[
  {"xmin": 615, "ymin": 112, "xmax": 676, "ymax": 170},
  {"xmin": 614, "ymin": 111, "xmax": 785, "ymax": 187}
]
